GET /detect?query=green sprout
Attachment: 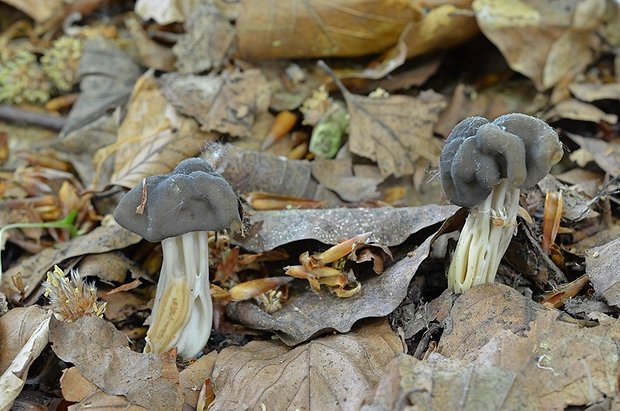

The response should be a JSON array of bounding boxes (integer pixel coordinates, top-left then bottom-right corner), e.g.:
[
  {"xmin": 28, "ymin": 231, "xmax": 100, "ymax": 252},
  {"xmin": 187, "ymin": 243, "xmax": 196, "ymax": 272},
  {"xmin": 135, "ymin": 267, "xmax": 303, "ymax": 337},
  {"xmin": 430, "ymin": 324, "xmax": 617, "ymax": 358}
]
[{"xmin": 0, "ymin": 210, "xmax": 79, "ymax": 282}]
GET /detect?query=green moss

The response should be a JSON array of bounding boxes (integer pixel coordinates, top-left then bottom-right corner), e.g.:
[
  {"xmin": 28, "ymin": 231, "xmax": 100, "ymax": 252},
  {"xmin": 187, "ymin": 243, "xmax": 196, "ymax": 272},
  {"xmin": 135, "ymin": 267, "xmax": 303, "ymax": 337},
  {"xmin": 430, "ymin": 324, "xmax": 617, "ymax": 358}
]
[
  {"xmin": 0, "ymin": 50, "xmax": 52, "ymax": 104},
  {"xmin": 41, "ymin": 36, "xmax": 84, "ymax": 91}
]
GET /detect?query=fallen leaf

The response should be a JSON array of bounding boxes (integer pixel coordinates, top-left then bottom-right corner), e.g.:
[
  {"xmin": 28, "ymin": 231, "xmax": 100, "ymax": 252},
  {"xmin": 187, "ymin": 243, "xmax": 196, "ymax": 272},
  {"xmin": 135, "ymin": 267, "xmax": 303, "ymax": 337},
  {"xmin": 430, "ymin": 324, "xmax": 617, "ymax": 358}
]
[
  {"xmin": 473, "ymin": 0, "xmax": 608, "ymax": 90},
  {"xmin": 235, "ymin": 205, "xmax": 457, "ymax": 253},
  {"xmin": 125, "ymin": 16, "xmax": 176, "ymax": 72},
  {"xmin": 236, "ymin": 0, "xmax": 416, "ymax": 59},
  {"xmin": 2, "ymin": 219, "xmax": 142, "ymax": 301},
  {"xmin": 178, "ymin": 351, "xmax": 218, "ymax": 410},
  {"xmin": 53, "ymin": 113, "xmax": 119, "ymax": 188},
  {"xmin": 344, "ymin": 88, "xmax": 447, "ymax": 177},
  {"xmin": 1, "ymin": 0, "xmax": 63, "ymax": 23},
  {"xmin": 565, "ymin": 133, "xmax": 620, "ymax": 176},
  {"xmin": 587, "ymin": 237, "xmax": 620, "ymax": 307},
  {"xmin": 210, "ymin": 320, "xmax": 403, "ymax": 410},
  {"xmin": 160, "ymin": 70, "xmax": 270, "ymax": 138},
  {"xmin": 78, "ymin": 252, "xmax": 142, "ymax": 283},
  {"xmin": 134, "ymin": 0, "xmax": 200, "ymax": 24},
  {"xmin": 93, "ymin": 71, "xmax": 215, "ymax": 190},
  {"xmin": 438, "ymin": 284, "xmax": 620, "ymax": 410},
  {"xmin": 60, "ymin": 367, "xmax": 98, "ymax": 402},
  {"xmin": 0, "ymin": 306, "xmax": 51, "ymax": 411},
  {"xmin": 228, "ymin": 235, "xmax": 434, "ymax": 345},
  {"xmin": 401, "ymin": 3, "xmax": 479, "ymax": 59},
  {"xmin": 172, "ymin": 3, "xmax": 235, "ymax": 73},
  {"xmin": 569, "ymin": 82, "xmax": 620, "ymax": 101},
  {"xmin": 311, "ymin": 158, "xmax": 382, "ymax": 202},
  {"xmin": 363, "ymin": 353, "xmax": 540, "ymax": 411},
  {"xmin": 49, "ymin": 315, "xmax": 183, "ymax": 410},
  {"xmin": 61, "ymin": 38, "xmax": 141, "ymax": 136},
  {"xmin": 545, "ymin": 99, "xmax": 618, "ymax": 124}
]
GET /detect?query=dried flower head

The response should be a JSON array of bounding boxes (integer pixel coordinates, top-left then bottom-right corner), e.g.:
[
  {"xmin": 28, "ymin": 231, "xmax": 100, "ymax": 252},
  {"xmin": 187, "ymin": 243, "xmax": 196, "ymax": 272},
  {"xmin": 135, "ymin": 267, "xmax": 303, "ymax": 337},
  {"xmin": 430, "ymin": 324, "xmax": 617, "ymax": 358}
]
[
  {"xmin": 0, "ymin": 50, "xmax": 52, "ymax": 104},
  {"xmin": 41, "ymin": 36, "xmax": 84, "ymax": 91},
  {"xmin": 44, "ymin": 265, "xmax": 106, "ymax": 322}
]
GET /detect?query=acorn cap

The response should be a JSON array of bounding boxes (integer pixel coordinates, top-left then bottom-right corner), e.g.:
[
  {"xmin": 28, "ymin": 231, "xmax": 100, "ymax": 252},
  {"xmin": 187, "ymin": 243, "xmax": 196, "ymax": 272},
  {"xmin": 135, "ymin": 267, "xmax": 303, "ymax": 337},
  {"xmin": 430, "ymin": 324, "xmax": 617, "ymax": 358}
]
[{"xmin": 113, "ymin": 158, "xmax": 241, "ymax": 242}]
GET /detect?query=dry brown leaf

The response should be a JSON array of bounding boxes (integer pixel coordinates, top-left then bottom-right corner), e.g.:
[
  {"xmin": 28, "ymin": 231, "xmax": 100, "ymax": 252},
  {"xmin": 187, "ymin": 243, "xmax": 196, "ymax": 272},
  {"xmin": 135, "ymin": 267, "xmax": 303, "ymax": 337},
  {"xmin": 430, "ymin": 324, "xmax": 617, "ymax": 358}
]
[
  {"xmin": 587, "ymin": 237, "xmax": 620, "ymax": 307},
  {"xmin": 0, "ymin": 306, "xmax": 50, "ymax": 374},
  {"xmin": 438, "ymin": 284, "xmax": 620, "ymax": 410},
  {"xmin": 62, "ymin": 38, "xmax": 141, "ymax": 136},
  {"xmin": 473, "ymin": 0, "xmax": 608, "ymax": 90},
  {"xmin": 0, "ymin": 306, "xmax": 51, "ymax": 411},
  {"xmin": 545, "ymin": 99, "xmax": 618, "ymax": 124},
  {"xmin": 401, "ymin": 3, "xmax": 479, "ymax": 59},
  {"xmin": 311, "ymin": 158, "xmax": 382, "ymax": 202},
  {"xmin": 363, "ymin": 353, "xmax": 539, "ymax": 411},
  {"xmin": 1, "ymin": 0, "xmax": 63, "ymax": 23},
  {"xmin": 78, "ymin": 252, "xmax": 141, "ymax": 283},
  {"xmin": 228, "ymin": 233, "xmax": 437, "ymax": 345},
  {"xmin": 236, "ymin": 205, "xmax": 457, "ymax": 253},
  {"xmin": 92, "ymin": 72, "xmax": 215, "ymax": 190},
  {"xmin": 345, "ymin": 89, "xmax": 447, "ymax": 177},
  {"xmin": 210, "ymin": 320, "xmax": 403, "ymax": 410},
  {"xmin": 49, "ymin": 315, "xmax": 183, "ymax": 410},
  {"xmin": 134, "ymin": 0, "xmax": 200, "ymax": 24},
  {"xmin": 565, "ymin": 133, "xmax": 620, "ymax": 176},
  {"xmin": 60, "ymin": 367, "xmax": 98, "ymax": 402},
  {"xmin": 160, "ymin": 70, "xmax": 270, "ymax": 138},
  {"xmin": 1, "ymin": 219, "xmax": 142, "ymax": 302},
  {"xmin": 172, "ymin": 3, "xmax": 235, "ymax": 73},
  {"xmin": 178, "ymin": 351, "xmax": 218, "ymax": 410},
  {"xmin": 236, "ymin": 0, "xmax": 416, "ymax": 59},
  {"xmin": 569, "ymin": 82, "xmax": 620, "ymax": 101},
  {"xmin": 125, "ymin": 16, "xmax": 176, "ymax": 72},
  {"xmin": 100, "ymin": 290, "xmax": 150, "ymax": 323}
]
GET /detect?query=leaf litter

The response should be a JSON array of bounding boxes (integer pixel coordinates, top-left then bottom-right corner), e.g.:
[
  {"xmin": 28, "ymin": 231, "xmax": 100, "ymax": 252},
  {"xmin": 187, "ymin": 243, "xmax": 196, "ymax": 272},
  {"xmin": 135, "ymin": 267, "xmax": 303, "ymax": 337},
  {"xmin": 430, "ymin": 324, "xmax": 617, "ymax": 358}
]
[{"xmin": 0, "ymin": 0, "xmax": 618, "ymax": 409}]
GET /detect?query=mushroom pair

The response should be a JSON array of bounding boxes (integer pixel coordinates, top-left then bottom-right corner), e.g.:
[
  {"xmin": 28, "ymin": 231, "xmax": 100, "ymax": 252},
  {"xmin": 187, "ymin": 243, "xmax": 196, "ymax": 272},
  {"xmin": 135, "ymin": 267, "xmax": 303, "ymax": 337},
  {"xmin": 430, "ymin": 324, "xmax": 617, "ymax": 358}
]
[
  {"xmin": 114, "ymin": 158, "xmax": 240, "ymax": 357},
  {"xmin": 440, "ymin": 113, "xmax": 563, "ymax": 293}
]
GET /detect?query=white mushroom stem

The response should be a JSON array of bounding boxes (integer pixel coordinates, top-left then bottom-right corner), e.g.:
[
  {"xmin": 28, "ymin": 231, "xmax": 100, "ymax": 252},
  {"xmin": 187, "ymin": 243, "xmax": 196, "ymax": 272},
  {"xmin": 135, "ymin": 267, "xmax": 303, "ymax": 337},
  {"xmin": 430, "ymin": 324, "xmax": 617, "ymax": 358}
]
[
  {"xmin": 448, "ymin": 179, "xmax": 520, "ymax": 293},
  {"xmin": 145, "ymin": 231, "xmax": 212, "ymax": 357}
]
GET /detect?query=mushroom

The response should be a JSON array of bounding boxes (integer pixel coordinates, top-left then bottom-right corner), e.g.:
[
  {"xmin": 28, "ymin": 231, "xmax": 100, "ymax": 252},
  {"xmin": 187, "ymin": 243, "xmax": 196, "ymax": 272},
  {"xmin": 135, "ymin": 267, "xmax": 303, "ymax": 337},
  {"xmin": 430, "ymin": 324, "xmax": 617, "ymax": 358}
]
[
  {"xmin": 439, "ymin": 113, "xmax": 563, "ymax": 293},
  {"xmin": 113, "ymin": 158, "xmax": 241, "ymax": 357}
]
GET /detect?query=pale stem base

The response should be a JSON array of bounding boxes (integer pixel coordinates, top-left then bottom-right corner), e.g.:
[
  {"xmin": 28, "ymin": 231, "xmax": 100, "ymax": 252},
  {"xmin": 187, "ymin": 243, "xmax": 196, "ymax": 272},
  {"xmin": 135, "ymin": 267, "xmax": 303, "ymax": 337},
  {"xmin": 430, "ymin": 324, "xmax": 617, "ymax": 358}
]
[
  {"xmin": 145, "ymin": 231, "xmax": 212, "ymax": 357},
  {"xmin": 448, "ymin": 179, "xmax": 520, "ymax": 293}
]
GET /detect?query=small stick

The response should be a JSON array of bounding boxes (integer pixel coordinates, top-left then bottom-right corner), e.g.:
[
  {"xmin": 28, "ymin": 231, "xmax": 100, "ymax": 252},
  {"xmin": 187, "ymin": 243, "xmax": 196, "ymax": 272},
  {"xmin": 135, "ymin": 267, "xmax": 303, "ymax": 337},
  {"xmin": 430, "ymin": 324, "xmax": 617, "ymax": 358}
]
[{"xmin": 0, "ymin": 105, "xmax": 66, "ymax": 131}]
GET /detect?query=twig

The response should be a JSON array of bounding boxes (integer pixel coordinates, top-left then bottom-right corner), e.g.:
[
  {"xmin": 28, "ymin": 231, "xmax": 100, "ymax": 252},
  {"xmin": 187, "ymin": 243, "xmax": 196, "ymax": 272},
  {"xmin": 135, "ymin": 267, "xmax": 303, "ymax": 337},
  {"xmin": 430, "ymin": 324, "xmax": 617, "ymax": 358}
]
[{"xmin": 0, "ymin": 105, "xmax": 66, "ymax": 131}]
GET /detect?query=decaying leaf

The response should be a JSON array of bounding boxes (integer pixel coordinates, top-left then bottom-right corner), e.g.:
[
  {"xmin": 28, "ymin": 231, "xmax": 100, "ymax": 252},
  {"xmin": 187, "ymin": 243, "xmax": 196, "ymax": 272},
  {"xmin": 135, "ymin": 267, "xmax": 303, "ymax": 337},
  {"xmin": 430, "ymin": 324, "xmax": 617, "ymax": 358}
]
[
  {"xmin": 311, "ymin": 158, "xmax": 382, "ymax": 202},
  {"xmin": 1, "ymin": 0, "xmax": 64, "ymax": 23},
  {"xmin": 60, "ymin": 366, "xmax": 148, "ymax": 410},
  {"xmin": 235, "ymin": 205, "xmax": 457, "ymax": 253},
  {"xmin": 125, "ymin": 16, "xmax": 176, "ymax": 72},
  {"xmin": 210, "ymin": 320, "xmax": 403, "ymax": 410},
  {"xmin": 473, "ymin": 0, "xmax": 608, "ymax": 90},
  {"xmin": 61, "ymin": 38, "xmax": 141, "ymax": 136},
  {"xmin": 49, "ymin": 315, "xmax": 183, "ymax": 410},
  {"xmin": 363, "ymin": 353, "xmax": 539, "ymax": 411},
  {"xmin": 172, "ymin": 3, "xmax": 235, "ymax": 73},
  {"xmin": 160, "ymin": 70, "xmax": 270, "ymax": 138},
  {"xmin": 236, "ymin": 0, "xmax": 416, "ymax": 59},
  {"xmin": 344, "ymin": 87, "xmax": 447, "ymax": 177},
  {"xmin": 438, "ymin": 284, "xmax": 620, "ymax": 410},
  {"xmin": 2, "ymin": 219, "xmax": 142, "ymax": 301},
  {"xmin": 400, "ymin": 3, "xmax": 479, "ymax": 59},
  {"xmin": 178, "ymin": 351, "xmax": 218, "ymax": 410},
  {"xmin": 569, "ymin": 82, "xmax": 620, "ymax": 101},
  {"xmin": 92, "ymin": 72, "xmax": 215, "ymax": 190},
  {"xmin": 134, "ymin": 0, "xmax": 200, "ymax": 24},
  {"xmin": 546, "ymin": 99, "xmax": 618, "ymax": 124},
  {"xmin": 587, "ymin": 237, "xmax": 620, "ymax": 307},
  {"xmin": 566, "ymin": 133, "xmax": 620, "ymax": 176},
  {"xmin": 228, "ymin": 235, "xmax": 434, "ymax": 345},
  {"xmin": 0, "ymin": 306, "xmax": 51, "ymax": 411}
]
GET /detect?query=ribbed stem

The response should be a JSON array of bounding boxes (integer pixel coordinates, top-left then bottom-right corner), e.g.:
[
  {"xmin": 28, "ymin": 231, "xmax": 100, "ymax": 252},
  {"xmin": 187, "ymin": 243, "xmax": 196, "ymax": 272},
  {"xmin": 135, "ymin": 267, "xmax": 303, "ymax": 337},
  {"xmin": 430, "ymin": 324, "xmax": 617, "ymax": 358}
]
[
  {"xmin": 145, "ymin": 231, "xmax": 212, "ymax": 357},
  {"xmin": 448, "ymin": 179, "xmax": 520, "ymax": 293}
]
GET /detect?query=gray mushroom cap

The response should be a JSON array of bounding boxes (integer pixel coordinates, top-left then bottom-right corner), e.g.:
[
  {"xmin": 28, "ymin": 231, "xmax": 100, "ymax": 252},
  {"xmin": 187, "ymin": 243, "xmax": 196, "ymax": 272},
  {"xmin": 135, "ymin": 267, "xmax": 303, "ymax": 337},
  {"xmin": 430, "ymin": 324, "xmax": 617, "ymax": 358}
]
[
  {"xmin": 113, "ymin": 158, "xmax": 241, "ymax": 242},
  {"xmin": 440, "ymin": 113, "xmax": 563, "ymax": 208}
]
